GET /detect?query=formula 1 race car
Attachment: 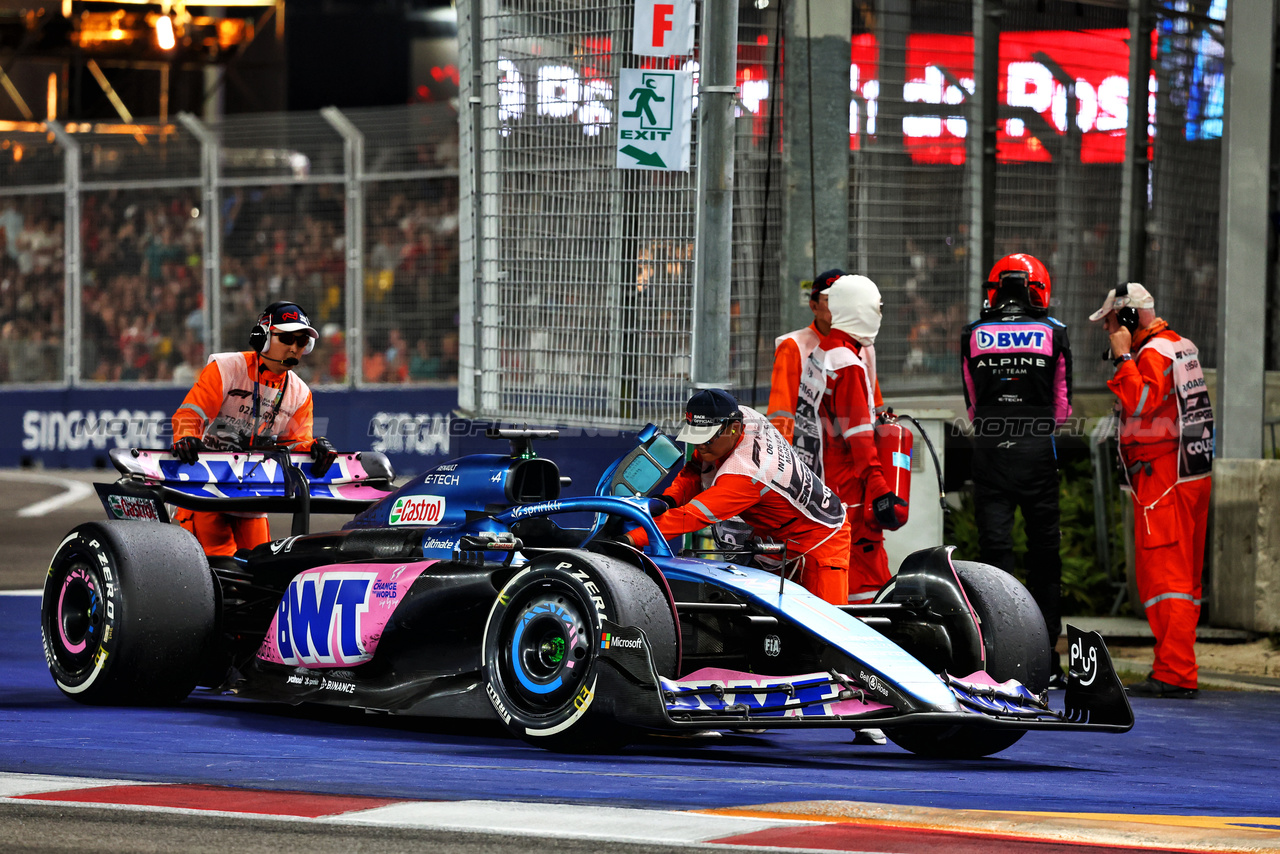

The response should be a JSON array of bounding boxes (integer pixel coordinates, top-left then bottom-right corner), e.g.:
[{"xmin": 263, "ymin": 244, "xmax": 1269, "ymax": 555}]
[{"xmin": 42, "ymin": 428, "xmax": 1133, "ymax": 758}]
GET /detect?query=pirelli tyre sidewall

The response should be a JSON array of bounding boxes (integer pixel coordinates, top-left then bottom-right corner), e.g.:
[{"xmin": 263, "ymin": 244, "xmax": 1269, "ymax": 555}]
[
  {"xmin": 41, "ymin": 521, "xmax": 216, "ymax": 705},
  {"xmin": 482, "ymin": 550, "xmax": 675, "ymax": 752}
]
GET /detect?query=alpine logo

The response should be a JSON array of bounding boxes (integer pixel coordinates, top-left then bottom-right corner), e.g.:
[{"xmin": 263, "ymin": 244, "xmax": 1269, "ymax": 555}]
[
  {"xmin": 276, "ymin": 570, "xmax": 376, "ymax": 666},
  {"xmin": 600, "ymin": 631, "xmax": 643, "ymax": 650},
  {"xmin": 269, "ymin": 536, "xmax": 299, "ymax": 555},
  {"xmin": 974, "ymin": 326, "xmax": 1050, "ymax": 353},
  {"xmin": 389, "ymin": 495, "xmax": 445, "ymax": 526},
  {"xmin": 107, "ymin": 494, "xmax": 161, "ymax": 521}
]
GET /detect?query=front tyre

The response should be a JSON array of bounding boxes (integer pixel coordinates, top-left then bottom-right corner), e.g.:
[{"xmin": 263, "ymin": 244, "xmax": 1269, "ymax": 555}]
[
  {"xmin": 42, "ymin": 521, "xmax": 216, "ymax": 705},
  {"xmin": 885, "ymin": 560, "xmax": 1050, "ymax": 759},
  {"xmin": 483, "ymin": 551, "xmax": 676, "ymax": 753}
]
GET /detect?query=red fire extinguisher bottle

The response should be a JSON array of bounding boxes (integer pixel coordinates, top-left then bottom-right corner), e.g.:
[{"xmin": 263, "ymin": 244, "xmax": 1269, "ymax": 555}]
[{"xmin": 875, "ymin": 410, "xmax": 912, "ymax": 529}]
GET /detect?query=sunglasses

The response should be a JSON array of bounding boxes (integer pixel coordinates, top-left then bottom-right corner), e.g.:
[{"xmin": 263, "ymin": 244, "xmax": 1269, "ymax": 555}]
[
  {"xmin": 274, "ymin": 331, "xmax": 311, "ymax": 347},
  {"xmin": 696, "ymin": 423, "xmax": 728, "ymax": 447}
]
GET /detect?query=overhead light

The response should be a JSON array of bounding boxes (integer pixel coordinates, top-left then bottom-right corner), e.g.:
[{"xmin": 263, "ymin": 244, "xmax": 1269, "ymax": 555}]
[{"xmin": 155, "ymin": 14, "xmax": 175, "ymax": 50}]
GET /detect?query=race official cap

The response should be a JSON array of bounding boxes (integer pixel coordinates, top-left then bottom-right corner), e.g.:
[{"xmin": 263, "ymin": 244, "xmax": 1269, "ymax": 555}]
[
  {"xmin": 810, "ymin": 268, "xmax": 846, "ymax": 300},
  {"xmin": 676, "ymin": 388, "xmax": 742, "ymax": 445},
  {"xmin": 267, "ymin": 303, "xmax": 319, "ymax": 340},
  {"xmin": 1089, "ymin": 282, "xmax": 1154, "ymax": 322}
]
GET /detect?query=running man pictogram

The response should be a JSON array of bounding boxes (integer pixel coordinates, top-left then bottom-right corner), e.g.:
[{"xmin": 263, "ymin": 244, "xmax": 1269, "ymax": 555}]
[{"xmin": 623, "ymin": 78, "xmax": 667, "ymax": 127}]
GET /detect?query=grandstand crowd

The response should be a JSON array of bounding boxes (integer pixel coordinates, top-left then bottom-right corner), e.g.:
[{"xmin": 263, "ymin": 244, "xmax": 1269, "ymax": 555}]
[{"xmin": 0, "ymin": 177, "xmax": 460, "ymax": 386}]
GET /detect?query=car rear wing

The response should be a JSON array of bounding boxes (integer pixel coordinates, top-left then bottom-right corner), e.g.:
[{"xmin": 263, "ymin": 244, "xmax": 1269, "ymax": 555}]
[{"xmin": 99, "ymin": 447, "xmax": 396, "ymax": 535}]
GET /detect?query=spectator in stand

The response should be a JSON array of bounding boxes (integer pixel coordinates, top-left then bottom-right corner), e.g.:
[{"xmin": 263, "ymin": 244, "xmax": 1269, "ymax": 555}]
[
  {"xmin": 409, "ymin": 337, "xmax": 441, "ymax": 380},
  {"xmin": 363, "ymin": 335, "xmax": 387, "ymax": 383},
  {"xmin": 385, "ymin": 327, "xmax": 409, "ymax": 382}
]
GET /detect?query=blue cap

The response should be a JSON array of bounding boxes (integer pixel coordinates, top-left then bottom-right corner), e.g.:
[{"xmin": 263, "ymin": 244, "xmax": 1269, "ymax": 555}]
[{"xmin": 677, "ymin": 389, "xmax": 741, "ymax": 444}]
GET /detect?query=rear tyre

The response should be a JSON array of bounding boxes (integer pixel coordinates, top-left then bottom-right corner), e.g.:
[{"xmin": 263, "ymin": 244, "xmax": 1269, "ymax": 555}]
[
  {"xmin": 885, "ymin": 560, "xmax": 1049, "ymax": 759},
  {"xmin": 483, "ymin": 550, "xmax": 677, "ymax": 753},
  {"xmin": 41, "ymin": 521, "xmax": 216, "ymax": 705}
]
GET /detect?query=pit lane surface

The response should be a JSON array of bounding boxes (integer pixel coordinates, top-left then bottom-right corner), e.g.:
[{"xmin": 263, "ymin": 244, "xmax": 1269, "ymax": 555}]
[{"xmin": 4, "ymin": 594, "xmax": 1280, "ymax": 853}]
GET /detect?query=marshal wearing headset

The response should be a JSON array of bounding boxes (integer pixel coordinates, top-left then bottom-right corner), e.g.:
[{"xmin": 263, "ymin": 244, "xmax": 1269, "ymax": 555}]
[{"xmin": 169, "ymin": 301, "xmax": 338, "ymax": 557}]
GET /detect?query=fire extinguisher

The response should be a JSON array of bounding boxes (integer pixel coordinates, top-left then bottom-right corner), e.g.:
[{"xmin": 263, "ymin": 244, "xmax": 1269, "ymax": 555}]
[
  {"xmin": 875, "ymin": 408, "xmax": 948, "ymax": 528},
  {"xmin": 874, "ymin": 411, "xmax": 913, "ymax": 529}
]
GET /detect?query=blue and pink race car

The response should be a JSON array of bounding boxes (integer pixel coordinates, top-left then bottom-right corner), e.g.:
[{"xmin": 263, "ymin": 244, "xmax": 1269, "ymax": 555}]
[{"xmin": 42, "ymin": 427, "xmax": 1132, "ymax": 757}]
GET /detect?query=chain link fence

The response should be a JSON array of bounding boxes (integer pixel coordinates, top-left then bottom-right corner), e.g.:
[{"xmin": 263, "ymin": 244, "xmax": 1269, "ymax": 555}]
[
  {"xmin": 0, "ymin": 103, "xmax": 459, "ymax": 388},
  {"xmin": 461, "ymin": 0, "xmax": 1229, "ymax": 428},
  {"xmin": 459, "ymin": 0, "xmax": 783, "ymax": 428}
]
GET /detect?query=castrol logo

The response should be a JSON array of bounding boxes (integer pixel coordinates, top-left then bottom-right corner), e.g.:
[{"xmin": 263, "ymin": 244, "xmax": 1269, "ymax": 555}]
[
  {"xmin": 107, "ymin": 494, "xmax": 161, "ymax": 520},
  {"xmin": 389, "ymin": 495, "xmax": 446, "ymax": 526}
]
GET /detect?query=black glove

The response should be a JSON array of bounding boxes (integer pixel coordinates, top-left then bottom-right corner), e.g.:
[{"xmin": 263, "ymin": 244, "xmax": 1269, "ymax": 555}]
[
  {"xmin": 871, "ymin": 491, "xmax": 908, "ymax": 530},
  {"xmin": 650, "ymin": 494, "xmax": 679, "ymax": 517},
  {"xmin": 310, "ymin": 436, "xmax": 338, "ymax": 477},
  {"xmin": 172, "ymin": 436, "xmax": 205, "ymax": 465}
]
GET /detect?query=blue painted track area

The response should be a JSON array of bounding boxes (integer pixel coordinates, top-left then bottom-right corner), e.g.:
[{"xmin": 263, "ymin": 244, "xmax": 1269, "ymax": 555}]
[{"xmin": 3, "ymin": 594, "xmax": 1278, "ymax": 817}]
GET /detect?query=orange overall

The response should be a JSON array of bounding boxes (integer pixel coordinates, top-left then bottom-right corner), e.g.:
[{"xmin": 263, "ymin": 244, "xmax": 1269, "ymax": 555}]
[
  {"xmin": 626, "ymin": 413, "xmax": 852, "ymax": 604},
  {"xmin": 1110, "ymin": 321, "xmax": 1212, "ymax": 690},
  {"xmin": 172, "ymin": 352, "xmax": 316, "ymax": 556},
  {"xmin": 819, "ymin": 329, "xmax": 893, "ymax": 601},
  {"xmin": 767, "ymin": 323, "xmax": 882, "ymax": 443}
]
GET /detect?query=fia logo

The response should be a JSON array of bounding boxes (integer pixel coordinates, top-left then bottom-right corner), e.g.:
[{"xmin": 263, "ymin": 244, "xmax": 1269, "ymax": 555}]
[{"xmin": 763, "ymin": 635, "xmax": 781, "ymax": 657}]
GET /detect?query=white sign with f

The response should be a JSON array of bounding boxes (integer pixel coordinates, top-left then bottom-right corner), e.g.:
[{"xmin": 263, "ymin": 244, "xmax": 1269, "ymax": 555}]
[{"xmin": 632, "ymin": 0, "xmax": 694, "ymax": 57}]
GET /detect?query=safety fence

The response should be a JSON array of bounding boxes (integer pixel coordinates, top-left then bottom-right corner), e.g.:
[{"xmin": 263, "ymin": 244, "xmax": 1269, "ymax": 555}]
[
  {"xmin": 0, "ymin": 103, "xmax": 460, "ymax": 388},
  {"xmin": 460, "ymin": 0, "xmax": 1226, "ymax": 428}
]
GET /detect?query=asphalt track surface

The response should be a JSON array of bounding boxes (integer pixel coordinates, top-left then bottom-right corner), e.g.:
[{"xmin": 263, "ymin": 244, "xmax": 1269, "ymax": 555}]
[{"xmin": 3, "ymin": 472, "xmax": 1280, "ymax": 852}]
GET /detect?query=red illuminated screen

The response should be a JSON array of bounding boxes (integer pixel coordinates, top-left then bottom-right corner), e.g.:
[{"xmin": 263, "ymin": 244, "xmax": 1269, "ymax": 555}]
[{"xmin": 850, "ymin": 29, "xmax": 1132, "ymax": 164}]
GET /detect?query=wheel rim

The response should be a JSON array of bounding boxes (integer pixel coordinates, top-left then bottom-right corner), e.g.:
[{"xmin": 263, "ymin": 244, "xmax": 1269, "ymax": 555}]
[
  {"xmin": 47, "ymin": 560, "xmax": 105, "ymax": 675},
  {"xmin": 501, "ymin": 583, "xmax": 593, "ymax": 711}
]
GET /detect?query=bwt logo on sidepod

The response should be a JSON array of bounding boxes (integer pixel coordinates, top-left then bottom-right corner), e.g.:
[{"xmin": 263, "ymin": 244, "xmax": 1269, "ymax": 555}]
[
  {"xmin": 276, "ymin": 571, "xmax": 377, "ymax": 666},
  {"xmin": 975, "ymin": 327, "xmax": 1047, "ymax": 351},
  {"xmin": 389, "ymin": 495, "xmax": 446, "ymax": 526}
]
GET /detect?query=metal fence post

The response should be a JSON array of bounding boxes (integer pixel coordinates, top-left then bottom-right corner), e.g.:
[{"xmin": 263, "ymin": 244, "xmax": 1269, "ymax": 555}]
[
  {"xmin": 691, "ymin": 0, "xmax": 740, "ymax": 389},
  {"xmin": 458, "ymin": 0, "xmax": 480, "ymax": 415},
  {"xmin": 177, "ymin": 112, "xmax": 223, "ymax": 357},
  {"xmin": 968, "ymin": 0, "xmax": 1000, "ymax": 317},
  {"xmin": 1117, "ymin": 0, "xmax": 1151, "ymax": 285},
  {"xmin": 321, "ymin": 107, "xmax": 365, "ymax": 388},
  {"xmin": 46, "ymin": 121, "xmax": 80, "ymax": 386},
  {"xmin": 1217, "ymin": 0, "xmax": 1272, "ymax": 459},
  {"xmin": 781, "ymin": 0, "xmax": 851, "ymax": 332}
]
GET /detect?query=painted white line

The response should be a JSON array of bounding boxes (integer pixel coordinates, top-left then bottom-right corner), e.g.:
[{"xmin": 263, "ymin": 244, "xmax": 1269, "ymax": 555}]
[
  {"xmin": 0, "ymin": 772, "xmax": 153, "ymax": 798},
  {"xmin": 335, "ymin": 799, "xmax": 817, "ymax": 844},
  {"xmin": 0, "ymin": 472, "xmax": 97, "ymax": 518},
  {"xmin": 0, "ymin": 772, "xmax": 816, "ymax": 847},
  {"xmin": 0, "ymin": 589, "xmax": 41, "ymax": 596}
]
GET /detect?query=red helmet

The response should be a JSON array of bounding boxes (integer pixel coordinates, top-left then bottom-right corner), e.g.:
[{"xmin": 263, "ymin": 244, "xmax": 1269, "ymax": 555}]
[{"xmin": 985, "ymin": 253, "xmax": 1051, "ymax": 314}]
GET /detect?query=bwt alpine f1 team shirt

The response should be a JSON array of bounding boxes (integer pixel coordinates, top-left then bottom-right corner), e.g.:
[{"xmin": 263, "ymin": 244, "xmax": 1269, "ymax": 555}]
[{"xmin": 960, "ymin": 314, "xmax": 1072, "ymax": 446}]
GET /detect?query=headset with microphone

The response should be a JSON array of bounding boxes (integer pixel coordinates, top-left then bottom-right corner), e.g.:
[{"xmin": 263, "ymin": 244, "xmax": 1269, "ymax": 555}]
[{"xmin": 250, "ymin": 301, "xmax": 317, "ymax": 368}]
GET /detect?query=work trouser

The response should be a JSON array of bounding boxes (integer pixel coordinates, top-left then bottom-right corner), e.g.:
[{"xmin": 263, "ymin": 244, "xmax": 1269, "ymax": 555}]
[
  {"xmin": 175, "ymin": 509, "xmax": 271, "ymax": 557},
  {"xmin": 847, "ymin": 534, "xmax": 891, "ymax": 603},
  {"xmin": 1128, "ymin": 451, "xmax": 1211, "ymax": 690},
  {"xmin": 971, "ymin": 440, "xmax": 1062, "ymax": 672},
  {"xmin": 799, "ymin": 562, "xmax": 849, "ymax": 606}
]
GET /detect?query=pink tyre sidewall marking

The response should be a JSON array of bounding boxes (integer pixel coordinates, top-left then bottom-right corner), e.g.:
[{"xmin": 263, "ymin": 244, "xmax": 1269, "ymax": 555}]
[{"xmin": 57, "ymin": 568, "xmax": 93, "ymax": 655}]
